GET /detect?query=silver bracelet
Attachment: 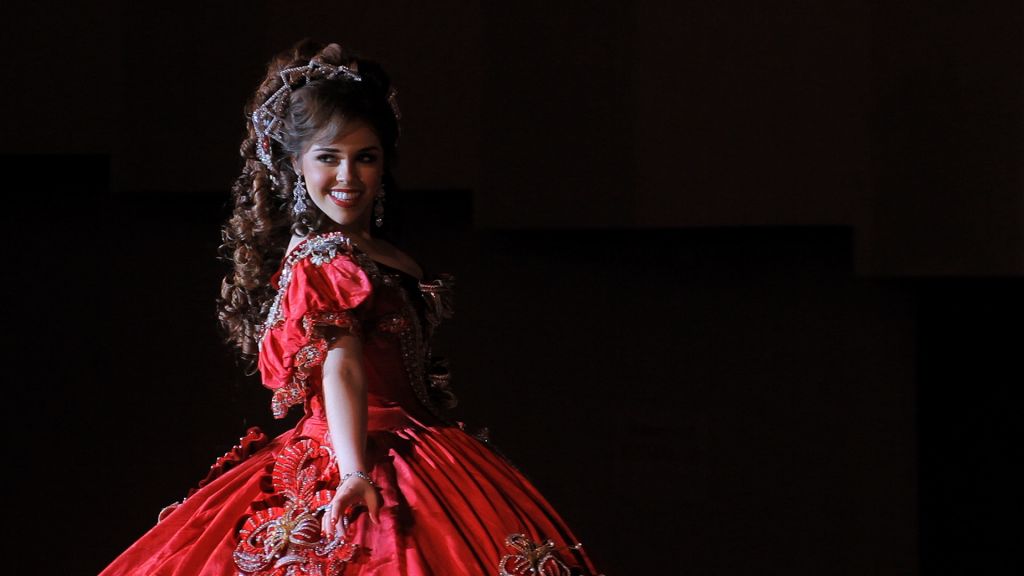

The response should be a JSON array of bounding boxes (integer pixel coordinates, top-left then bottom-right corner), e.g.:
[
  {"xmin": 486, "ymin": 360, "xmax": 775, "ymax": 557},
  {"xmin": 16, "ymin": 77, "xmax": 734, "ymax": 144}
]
[{"xmin": 340, "ymin": 470, "xmax": 377, "ymax": 488}]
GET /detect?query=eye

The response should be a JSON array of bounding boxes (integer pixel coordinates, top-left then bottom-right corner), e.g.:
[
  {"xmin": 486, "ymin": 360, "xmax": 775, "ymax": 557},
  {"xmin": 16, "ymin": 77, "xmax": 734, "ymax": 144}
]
[
  {"xmin": 358, "ymin": 153, "xmax": 379, "ymax": 163},
  {"xmin": 315, "ymin": 154, "xmax": 339, "ymax": 164}
]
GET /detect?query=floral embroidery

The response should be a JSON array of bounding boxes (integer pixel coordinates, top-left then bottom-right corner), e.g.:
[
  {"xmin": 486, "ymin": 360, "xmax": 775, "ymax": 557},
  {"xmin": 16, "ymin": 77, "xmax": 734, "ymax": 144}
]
[
  {"xmin": 303, "ymin": 310, "xmax": 361, "ymax": 340},
  {"xmin": 374, "ymin": 311, "xmax": 408, "ymax": 334},
  {"xmin": 259, "ymin": 233, "xmax": 357, "ymax": 345},
  {"xmin": 308, "ymin": 241, "xmax": 340, "ymax": 266},
  {"xmin": 426, "ymin": 356, "xmax": 458, "ymax": 409},
  {"xmin": 262, "ymin": 234, "xmax": 367, "ymax": 419},
  {"xmin": 260, "ymin": 230, "xmax": 458, "ymax": 420},
  {"xmin": 418, "ymin": 274, "xmax": 455, "ymax": 331},
  {"xmin": 233, "ymin": 438, "xmax": 360, "ymax": 575},
  {"xmin": 498, "ymin": 533, "xmax": 587, "ymax": 576},
  {"xmin": 270, "ymin": 311, "xmax": 360, "ymax": 419}
]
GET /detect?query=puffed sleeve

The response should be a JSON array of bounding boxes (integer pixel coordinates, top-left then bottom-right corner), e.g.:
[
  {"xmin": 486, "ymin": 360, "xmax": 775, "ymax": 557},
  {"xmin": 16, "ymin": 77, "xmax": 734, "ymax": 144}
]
[{"xmin": 258, "ymin": 246, "xmax": 373, "ymax": 419}]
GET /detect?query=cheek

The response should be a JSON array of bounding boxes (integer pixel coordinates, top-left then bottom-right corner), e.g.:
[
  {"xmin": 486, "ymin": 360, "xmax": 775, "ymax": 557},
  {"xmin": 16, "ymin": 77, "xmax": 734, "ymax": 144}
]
[
  {"xmin": 361, "ymin": 165, "xmax": 383, "ymax": 186},
  {"xmin": 307, "ymin": 169, "xmax": 334, "ymax": 189}
]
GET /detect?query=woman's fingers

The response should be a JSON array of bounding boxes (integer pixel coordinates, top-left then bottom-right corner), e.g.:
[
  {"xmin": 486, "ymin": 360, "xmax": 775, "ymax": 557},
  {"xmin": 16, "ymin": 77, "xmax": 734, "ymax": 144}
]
[
  {"xmin": 322, "ymin": 483, "xmax": 383, "ymax": 537},
  {"xmin": 326, "ymin": 492, "xmax": 355, "ymax": 537},
  {"xmin": 321, "ymin": 507, "xmax": 332, "ymax": 538},
  {"xmin": 365, "ymin": 487, "xmax": 381, "ymax": 524},
  {"xmin": 324, "ymin": 493, "xmax": 348, "ymax": 538},
  {"xmin": 335, "ymin": 508, "xmax": 348, "ymax": 534}
]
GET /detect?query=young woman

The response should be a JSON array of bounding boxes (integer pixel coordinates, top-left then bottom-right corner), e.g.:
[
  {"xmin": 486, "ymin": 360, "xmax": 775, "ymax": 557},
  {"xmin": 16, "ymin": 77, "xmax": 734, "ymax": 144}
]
[{"xmin": 101, "ymin": 40, "xmax": 601, "ymax": 575}]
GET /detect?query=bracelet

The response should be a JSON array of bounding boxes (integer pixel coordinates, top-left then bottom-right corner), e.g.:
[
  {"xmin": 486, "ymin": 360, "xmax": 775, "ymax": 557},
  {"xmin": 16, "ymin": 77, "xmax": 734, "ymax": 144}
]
[{"xmin": 340, "ymin": 470, "xmax": 377, "ymax": 488}]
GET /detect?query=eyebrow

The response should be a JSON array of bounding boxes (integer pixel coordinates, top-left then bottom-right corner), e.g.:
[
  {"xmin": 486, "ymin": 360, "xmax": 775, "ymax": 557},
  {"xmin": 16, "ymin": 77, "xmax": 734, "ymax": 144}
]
[{"xmin": 313, "ymin": 145, "xmax": 382, "ymax": 153}]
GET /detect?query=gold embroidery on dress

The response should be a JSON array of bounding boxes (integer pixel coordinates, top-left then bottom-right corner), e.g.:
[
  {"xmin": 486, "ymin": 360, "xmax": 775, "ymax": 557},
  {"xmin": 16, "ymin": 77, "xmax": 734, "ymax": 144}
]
[
  {"xmin": 261, "ymin": 233, "xmax": 364, "ymax": 418},
  {"xmin": 259, "ymin": 231, "xmax": 459, "ymax": 420},
  {"xmin": 498, "ymin": 533, "xmax": 587, "ymax": 576},
  {"xmin": 259, "ymin": 233, "xmax": 357, "ymax": 345},
  {"xmin": 233, "ymin": 438, "xmax": 360, "ymax": 575}
]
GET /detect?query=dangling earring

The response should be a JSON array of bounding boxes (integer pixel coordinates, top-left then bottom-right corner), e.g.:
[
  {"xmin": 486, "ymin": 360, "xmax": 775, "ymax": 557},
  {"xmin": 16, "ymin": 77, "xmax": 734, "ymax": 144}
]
[
  {"xmin": 374, "ymin": 184, "xmax": 386, "ymax": 227},
  {"xmin": 293, "ymin": 174, "xmax": 309, "ymax": 214}
]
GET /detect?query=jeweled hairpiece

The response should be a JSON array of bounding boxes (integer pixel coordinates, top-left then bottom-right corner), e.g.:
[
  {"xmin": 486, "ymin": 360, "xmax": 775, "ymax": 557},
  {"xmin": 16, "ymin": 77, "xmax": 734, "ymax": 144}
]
[
  {"xmin": 251, "ymin": 59, "xmax": 361, "ymax": 171},
  {"xmin": 251, "ymin": 56, "xmax": 402, "ymax": 172}
]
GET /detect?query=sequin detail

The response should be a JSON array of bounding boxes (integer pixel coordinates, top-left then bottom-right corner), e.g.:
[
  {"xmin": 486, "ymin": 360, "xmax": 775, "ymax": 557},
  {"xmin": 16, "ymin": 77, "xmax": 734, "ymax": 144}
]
[
  {"xmin": 336, "ymin": 253, "xmax": 455, "ymax": 421},
  {"xmin": 419, "ymin": 275, "xmax": 457, "ymax": 410},
  {"xmin": 303, "ymin": 311, "xmax": 361, "ymax": 341},
  {"xmin": 259, "ymin": 234, "xmax": 357, "ymax": 345},
  {"xmin": 261, "ymin": 234, "xmax": 367, "ymax": 419},
  {"xmin": 233, "ymin": 438, "xmax": 360, "ymax": 575},
  {"xmin": 259, "ymin": 231, "xmax": 457, "ymax": 420},
  {"xmin": 374, "ymin": 312, "xmax": 409, "ymax": 334},
  {"xmin": 498, "ymin": 533, "xmax": 588, "ymax": 576},
  {"xmin": 387, "ymin": 272, "xmax": 443, "ymax": 420},
  {"xmin": 418, "ymin": 274, "xmax": 455, "ymax": 332}
]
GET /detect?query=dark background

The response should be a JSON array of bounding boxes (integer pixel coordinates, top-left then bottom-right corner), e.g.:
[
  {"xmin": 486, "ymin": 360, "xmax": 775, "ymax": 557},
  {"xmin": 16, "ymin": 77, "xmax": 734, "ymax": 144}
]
[{"xmin": 5, "ymin": 1, "xmax": 1021, "ymax": 574}]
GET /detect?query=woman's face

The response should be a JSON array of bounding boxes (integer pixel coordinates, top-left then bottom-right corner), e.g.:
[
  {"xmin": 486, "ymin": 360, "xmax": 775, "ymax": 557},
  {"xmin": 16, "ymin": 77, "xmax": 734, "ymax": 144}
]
[{"xmin": 294, "ymin": 119, "xmax": 384, "ymax": 237}]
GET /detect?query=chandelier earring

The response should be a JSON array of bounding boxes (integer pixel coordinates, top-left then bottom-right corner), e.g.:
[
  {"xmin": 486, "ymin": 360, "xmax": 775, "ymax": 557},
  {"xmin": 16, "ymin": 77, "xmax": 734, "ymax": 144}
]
[
  {"xmin": 293, "ymin": 174, "xmax": 310, "ymax": 214},
  {"xmin": 374, "ymin": 183, "xmax": 386, "ymax": 228}
]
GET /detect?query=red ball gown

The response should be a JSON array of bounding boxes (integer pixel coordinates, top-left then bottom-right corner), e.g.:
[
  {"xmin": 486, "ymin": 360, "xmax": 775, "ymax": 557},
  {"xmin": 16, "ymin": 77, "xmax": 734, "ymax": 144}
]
[{"xmin": 101, "ymin": 232, "xmax": 601, "ymax": 576}]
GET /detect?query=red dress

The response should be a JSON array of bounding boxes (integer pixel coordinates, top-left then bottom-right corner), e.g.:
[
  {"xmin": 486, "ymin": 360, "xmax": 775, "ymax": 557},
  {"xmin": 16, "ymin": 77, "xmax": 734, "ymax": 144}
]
[{"xmin": 101, "ymin": 232, "xmax": 601, "ymax": 576}]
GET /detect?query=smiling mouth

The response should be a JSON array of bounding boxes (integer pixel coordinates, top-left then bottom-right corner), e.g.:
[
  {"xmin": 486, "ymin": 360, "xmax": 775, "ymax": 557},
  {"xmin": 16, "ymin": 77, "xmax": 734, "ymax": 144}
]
[
  {"xmin": 328, "ymin": 189, "xmax": 363, "ymax": 208},
  {"xmin": 330, "ymin": 190, "xmax": 362, "ymax": 201}
]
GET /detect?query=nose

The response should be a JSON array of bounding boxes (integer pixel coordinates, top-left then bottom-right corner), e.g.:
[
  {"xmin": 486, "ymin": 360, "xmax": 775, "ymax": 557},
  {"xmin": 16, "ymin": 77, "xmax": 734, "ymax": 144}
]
[{"xmin": 336, "ymin": 160, "xmax": 356, "ymax": 183}]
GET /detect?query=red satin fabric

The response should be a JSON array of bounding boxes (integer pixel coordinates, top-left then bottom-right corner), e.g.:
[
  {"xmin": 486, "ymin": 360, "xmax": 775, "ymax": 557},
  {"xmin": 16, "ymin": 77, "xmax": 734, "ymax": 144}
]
[{"xmin": 101, "ymin": 235, "xmax": 600, "ymax": 575}]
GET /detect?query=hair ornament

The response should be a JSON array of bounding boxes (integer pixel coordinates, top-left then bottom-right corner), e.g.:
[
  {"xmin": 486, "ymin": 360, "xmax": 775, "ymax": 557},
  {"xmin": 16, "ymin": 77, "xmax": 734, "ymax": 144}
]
[
  {"xmin": 251, "ymin": 56, "xmax": 364, "ymax": 171},
  {"xmin": 387, "ymin": 86, "xmax": 402, "ymax": 145}
]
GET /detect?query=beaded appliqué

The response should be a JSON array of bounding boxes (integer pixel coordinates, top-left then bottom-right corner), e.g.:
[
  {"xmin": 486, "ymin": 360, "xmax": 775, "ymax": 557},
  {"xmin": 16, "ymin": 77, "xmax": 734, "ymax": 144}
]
[
  {"xmin": 259, "ymin": 234, "xmax": 357, "ymax": 345},
  {"xmin": 374, "ymin": 312, "xmax": 409, "ymax": 334},
  {"xmin": 385, "ymin": 272, "xmax": 447, "ymax": 420},
  {"xmin": 267, "ymin": 311, "xmax": 362, "ymax": 417},
  {"xmin": 233, "ymin": 438, "xmax": 360, "ymax": 575},
  {"xmin": 418, "ymin": 274, "xmax": 455, "ymax": 333},
  {"xmin": 260, "ymin": 233, "xmax": 368, "ymax": 419},
  {"xmin": 498, "ymin": 533, "xmax": 589, "ymax": 576},
  {"xmin": 259, "ymin": 231, "xmax": 457, "ymax": 420},
  {"xmin": 358, "ymin": 264, "xmax": 457, "ymax": 420}
]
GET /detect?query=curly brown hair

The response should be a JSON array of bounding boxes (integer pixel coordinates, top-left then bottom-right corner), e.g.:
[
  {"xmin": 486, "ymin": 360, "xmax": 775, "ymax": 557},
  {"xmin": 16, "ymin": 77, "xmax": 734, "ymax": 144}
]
[{"xmin": 216, "ymin": 39, "xmax": 400, "ymax": 373}]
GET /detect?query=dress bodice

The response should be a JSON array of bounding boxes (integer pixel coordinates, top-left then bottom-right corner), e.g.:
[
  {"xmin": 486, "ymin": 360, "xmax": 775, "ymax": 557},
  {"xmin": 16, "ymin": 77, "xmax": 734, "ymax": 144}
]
[{"xmin": 257, "ymin": 232, "xmax": 455, "ymax": 429}]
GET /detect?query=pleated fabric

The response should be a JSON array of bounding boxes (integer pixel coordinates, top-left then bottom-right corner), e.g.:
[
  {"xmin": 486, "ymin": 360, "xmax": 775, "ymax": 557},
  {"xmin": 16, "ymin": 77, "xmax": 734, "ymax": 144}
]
[
  {"xmin": 101, "ymin": 417, "xmax": 599, "ymax": 575},
  {"xmin": 101, "ymin": 232, "xmax": 601, "ymax": 575}
]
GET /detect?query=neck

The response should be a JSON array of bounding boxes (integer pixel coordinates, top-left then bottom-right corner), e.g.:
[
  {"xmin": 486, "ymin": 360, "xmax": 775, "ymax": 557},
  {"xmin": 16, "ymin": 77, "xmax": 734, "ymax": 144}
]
[{"xmin": 319, "ymin": 220, "xmax": 372, "ymax": 242}]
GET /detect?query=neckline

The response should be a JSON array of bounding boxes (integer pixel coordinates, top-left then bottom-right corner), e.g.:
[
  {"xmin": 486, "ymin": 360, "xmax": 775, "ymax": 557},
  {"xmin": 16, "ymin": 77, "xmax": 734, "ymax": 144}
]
[{"xmin": 285, "ymin": 232, "xmax": 423, "ymax": 282}]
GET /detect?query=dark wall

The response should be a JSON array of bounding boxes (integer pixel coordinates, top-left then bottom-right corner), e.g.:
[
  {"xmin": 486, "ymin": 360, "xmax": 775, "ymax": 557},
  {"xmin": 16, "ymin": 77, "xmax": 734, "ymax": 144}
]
[
  {"xmin": 6, "ymin": 1, "xmax": 1022, "ymax": 574},
  {"xmin": 9, "ymin": 1, "xmax": 1019, "ymax": 271}
]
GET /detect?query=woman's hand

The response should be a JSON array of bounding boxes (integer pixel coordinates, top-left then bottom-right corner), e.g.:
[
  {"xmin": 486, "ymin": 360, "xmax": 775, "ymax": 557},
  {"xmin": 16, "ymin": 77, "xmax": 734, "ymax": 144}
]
[{"xmin": 322, "ymin": 474, "xmax": 382, "ymax": 539}]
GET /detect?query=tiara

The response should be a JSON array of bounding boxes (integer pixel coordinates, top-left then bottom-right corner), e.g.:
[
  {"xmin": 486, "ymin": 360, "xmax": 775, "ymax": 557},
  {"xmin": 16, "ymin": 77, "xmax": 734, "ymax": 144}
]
[{"xmin": 251, "ymin": 57, "xmax": 402, "ymax": 172}]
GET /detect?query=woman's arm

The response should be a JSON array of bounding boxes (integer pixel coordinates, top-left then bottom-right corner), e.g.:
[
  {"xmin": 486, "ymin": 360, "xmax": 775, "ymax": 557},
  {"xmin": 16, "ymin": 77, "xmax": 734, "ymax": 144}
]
[{"xmin": 320, "ymin": 331, "xmax": 382, "ymax": 538}]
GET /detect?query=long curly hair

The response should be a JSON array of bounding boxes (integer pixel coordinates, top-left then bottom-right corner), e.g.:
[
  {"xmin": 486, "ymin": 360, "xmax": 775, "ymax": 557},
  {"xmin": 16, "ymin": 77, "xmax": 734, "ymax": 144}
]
[{"xmin": 216, "ymin": 39, "xmax": 400, "ymax": 372}]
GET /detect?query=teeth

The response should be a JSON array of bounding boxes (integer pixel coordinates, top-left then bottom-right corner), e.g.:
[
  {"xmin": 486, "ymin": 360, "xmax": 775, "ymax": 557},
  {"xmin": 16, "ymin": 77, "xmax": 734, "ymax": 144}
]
[{"xmin": 331, "ymin": 191, "xmax": 359, "ymax": 201}]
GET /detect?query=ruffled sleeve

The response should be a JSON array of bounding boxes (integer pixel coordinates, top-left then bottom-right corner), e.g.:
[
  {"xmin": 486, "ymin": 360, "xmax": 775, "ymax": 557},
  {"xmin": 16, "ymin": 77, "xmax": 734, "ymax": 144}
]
[{"xmin": 257, "ymin": 235, "xmax": 374, "ymax": 418}]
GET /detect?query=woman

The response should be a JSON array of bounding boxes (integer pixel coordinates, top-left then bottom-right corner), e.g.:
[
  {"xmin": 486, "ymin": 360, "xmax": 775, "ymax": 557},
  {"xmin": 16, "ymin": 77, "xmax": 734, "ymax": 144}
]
[{"xmin": 101, "ymin": 40, "xmax": 601, "ymax": 575}]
